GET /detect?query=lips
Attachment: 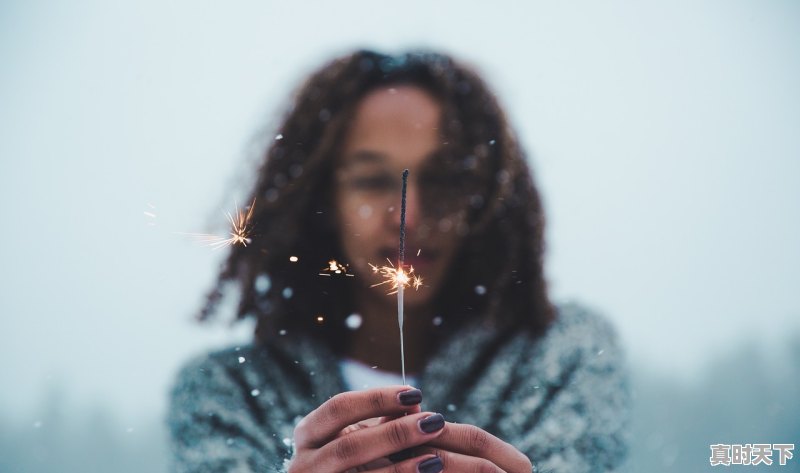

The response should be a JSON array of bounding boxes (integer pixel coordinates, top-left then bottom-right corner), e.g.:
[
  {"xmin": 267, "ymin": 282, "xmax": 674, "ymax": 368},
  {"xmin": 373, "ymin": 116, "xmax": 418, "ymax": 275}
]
[{"xmin": 378, "ymin": 247, "xmax": 438, "ymax": 272}]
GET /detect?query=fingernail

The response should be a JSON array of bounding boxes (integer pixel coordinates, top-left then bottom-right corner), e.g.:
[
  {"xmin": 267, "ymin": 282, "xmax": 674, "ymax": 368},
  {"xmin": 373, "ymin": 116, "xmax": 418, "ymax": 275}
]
[
  {"xmin": 418, "ymin": 456, "xmax": 443, "ymax": 473},
  {"xmin": 419, "ymin": 413, "xmax": 445, "ymax": 433},
  {"xmin": 398, "ymin": 388, "xmax": 422, "ymax": 406}
]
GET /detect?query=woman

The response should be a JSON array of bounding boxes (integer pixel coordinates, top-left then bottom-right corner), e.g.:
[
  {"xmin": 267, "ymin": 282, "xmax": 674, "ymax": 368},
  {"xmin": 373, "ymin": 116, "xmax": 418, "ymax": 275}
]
[{"xmin": 168, "ymin": 50, "xmax": 629, "ymax": 473}]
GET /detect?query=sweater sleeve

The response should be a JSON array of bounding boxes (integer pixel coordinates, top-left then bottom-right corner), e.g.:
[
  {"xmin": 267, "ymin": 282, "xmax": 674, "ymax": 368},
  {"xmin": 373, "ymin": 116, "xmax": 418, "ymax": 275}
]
[
  {"xmin": 167, "ymin": 353, "xmax": 292, "ymax": 473},
  {"xmin": 499, "ymin": 306, "xmax": 631, "ymax": 473}
]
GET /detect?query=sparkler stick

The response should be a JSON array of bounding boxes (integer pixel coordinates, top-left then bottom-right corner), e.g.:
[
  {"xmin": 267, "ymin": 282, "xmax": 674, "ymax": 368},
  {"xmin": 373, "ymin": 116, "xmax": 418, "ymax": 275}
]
[{"xmin": 398, "ymin": 169, "xmax": 409, "ymax": 385}]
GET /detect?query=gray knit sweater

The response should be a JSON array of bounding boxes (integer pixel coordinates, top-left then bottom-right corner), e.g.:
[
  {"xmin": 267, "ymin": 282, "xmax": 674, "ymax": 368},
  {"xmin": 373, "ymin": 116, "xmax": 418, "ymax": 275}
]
[{"xmin": 168, "ymin": 302, "xmax": 630, "ymax": 472}]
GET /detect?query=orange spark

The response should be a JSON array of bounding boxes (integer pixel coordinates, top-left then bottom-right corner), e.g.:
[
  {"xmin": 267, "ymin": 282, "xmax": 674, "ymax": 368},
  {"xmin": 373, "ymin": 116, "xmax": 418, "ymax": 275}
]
[
  {"xmin": 319, "ymin": 259, "xmax": 355, "ymax": 277},
  {"xmin": 179, "ymin": 199, "xmax": 256, "ymax": 250},
  {"xmin": 369, "ymin": 258, "xmax": 423, "ymax": 294}
]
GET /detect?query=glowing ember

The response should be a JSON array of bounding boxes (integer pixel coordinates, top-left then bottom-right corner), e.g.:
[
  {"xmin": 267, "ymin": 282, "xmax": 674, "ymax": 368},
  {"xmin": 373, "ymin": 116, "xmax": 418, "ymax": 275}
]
[
  {"xmin": 143, "ymin": 203, "xmax": 157, "ymax": 226},
  {"xmin": 180, "ymin": 199, "xmax": 256, "ymax": 250},
  {"xmin": 368, "ymin": 258, "xmax": 423, "ymax": 294},
  {"xmin": 319, "ymin": 259, "xmax": 355, "ymax": 277}
]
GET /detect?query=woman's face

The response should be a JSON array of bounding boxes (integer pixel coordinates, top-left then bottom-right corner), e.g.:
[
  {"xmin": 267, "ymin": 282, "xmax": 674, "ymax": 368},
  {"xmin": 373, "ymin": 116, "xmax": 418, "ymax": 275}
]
[{"xmin": 334, "ymin": 85, "xmax": 463, "ymax": 308}]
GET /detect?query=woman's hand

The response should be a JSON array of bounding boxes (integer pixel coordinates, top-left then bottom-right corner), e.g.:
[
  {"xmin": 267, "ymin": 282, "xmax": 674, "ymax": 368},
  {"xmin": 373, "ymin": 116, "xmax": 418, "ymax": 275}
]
[
  {"xmin": 287, "ymin": 386, "xmax": 446, "ymax": 473},
  {"xmin": 420, "ymin": 422, "xmax": 533, "ymax": 473}
]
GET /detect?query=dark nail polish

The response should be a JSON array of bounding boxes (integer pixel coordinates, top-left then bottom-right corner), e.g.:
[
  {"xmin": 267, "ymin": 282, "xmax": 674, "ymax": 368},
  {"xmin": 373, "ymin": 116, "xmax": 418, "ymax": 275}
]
[
  {"xmin": 418, "ymin": 456, "xmax": 443, "ymax": 473},
  {"xmin": 398, "ymin": 388, "xmax": 422, "ymax": 406},
  {"xmin": 388, "ymin": 448, "xmax": 415, "ymax": 463},
  {"xmin": 419, "ymin": 413, "xmax": 445, "ymax": 433}
]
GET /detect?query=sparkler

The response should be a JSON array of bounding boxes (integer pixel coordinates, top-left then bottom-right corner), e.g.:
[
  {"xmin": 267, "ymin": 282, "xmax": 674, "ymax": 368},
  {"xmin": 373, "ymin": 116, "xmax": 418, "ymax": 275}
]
[
  {"xmin": 397, "ymin": 169, "xmax": 409, "ymax": 385},
  {"xmin": 179, "ymin": 199, "xmax": 256, "ymax": 250},
  {"xmin": 367, "ymin": 170, "xmax": 423, "ymax": 384}
]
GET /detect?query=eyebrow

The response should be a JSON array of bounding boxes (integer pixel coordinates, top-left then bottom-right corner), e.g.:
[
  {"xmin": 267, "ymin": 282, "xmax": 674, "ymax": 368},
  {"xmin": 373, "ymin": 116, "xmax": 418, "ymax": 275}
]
[
  {"xmin": 342, "ymin": 148, "xmax": 448, "ymax": 166},
  {"xmin": 342, "ymin": 150, "xmax": 388, "ymax": 164}
]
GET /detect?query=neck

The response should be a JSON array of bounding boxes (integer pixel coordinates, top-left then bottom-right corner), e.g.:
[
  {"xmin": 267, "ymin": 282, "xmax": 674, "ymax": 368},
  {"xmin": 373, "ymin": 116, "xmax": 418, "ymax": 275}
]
[{"xmin": 343, "ymin": 288, "xmax": 435, "ymax": 375}]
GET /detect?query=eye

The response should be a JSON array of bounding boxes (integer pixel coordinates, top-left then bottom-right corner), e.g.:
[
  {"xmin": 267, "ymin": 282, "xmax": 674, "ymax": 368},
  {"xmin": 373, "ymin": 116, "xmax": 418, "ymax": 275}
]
[
  {"xmin": 348, "ymin": 174, "xmax": 396, "ymax": 191},
  {"xmin": 421, "ymin": 170, "xmax": 481, "ymax": 191}
]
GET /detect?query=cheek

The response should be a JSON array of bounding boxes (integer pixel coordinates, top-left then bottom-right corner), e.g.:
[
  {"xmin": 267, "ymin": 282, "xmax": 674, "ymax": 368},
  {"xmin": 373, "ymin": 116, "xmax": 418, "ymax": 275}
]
[
  {"xmin": 336, "ymin": 196, "xmax": 385, "ymax": 249},
  {"xmin": 356, "ymin": 203, "xmax": 374, "ymax": 219},
  {"xmin": 424, "ymin": 209, "xmax": 468, "ymax": 243}
]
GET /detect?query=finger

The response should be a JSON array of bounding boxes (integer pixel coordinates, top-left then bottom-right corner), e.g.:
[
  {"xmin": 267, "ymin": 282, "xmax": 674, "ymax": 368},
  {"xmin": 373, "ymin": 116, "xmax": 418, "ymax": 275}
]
[
  {"xmin": 314, "ymin": 412, "xmax": 445, "ymax": 472},
  {"xmin": 414, "ymin": 448, "xmax": 509, "ymax": 472},
  {"xmin": 369, "ymin": 454, "xmax": 444, "ymax": 473},
  {"xmin": 425, "ymin": 423, "xmax": 531, "ymax": 473},
  {"xmin": 338, "ymin": 417, "xmax": 382, "ymax": 437},
  {"xmin": 294, "ymin": 386, "xmax": 422, "ymax": 447},
  {"xmin": 440, "ymin": 449, "xmax": 507, "ymax": 473},
  {"xmin": 377, "ymin": 407, "xmax": 422, "ymax": 465},
  {"xmin": 380, "ymin": 402, "xmax": 422, "ymax": 423},
  {"xmin": 414, "ymin": 447, "xmax": 511, "ymax": 473}
]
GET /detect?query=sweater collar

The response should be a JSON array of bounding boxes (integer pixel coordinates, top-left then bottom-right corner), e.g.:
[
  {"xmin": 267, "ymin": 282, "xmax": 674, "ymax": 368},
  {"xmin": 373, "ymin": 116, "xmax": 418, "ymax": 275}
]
[{"xmin": 267, "ymin": 316, "xmax": 504, "ymax": 412}]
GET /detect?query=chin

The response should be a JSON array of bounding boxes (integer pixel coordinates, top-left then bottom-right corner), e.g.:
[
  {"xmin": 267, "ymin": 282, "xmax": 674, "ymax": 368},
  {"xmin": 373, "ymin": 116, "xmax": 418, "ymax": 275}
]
[{"xmin": 398, "ymin": 289, "xmax": 436, "ymax": 309}]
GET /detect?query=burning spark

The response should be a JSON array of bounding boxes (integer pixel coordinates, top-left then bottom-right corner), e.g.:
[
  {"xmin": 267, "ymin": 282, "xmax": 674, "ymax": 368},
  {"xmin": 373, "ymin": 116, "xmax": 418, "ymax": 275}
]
[
  {"xmin": 368, "ymin": 258, "xmax": 423, "ymax": 294},
  {"xmin": 289, "ymin": 256, "xmax": 299, "ymax": 262},
  {"xmin": 319, "ymin": 259, "xmax": 355, "ymax": 277},
  {"xmin": 180, "ymin": 199, "xmax": 256, "ymax": 250},
  {"xmin": 143, "ymin": 203, "xmax": 158, "ymax": 226}
]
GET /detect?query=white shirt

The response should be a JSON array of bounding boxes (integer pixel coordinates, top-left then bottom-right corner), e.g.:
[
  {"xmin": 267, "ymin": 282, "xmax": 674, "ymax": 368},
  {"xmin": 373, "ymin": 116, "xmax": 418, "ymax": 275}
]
[{"xmin": 338, "ymin": 358, "xmax": 419, "ymax": 391}]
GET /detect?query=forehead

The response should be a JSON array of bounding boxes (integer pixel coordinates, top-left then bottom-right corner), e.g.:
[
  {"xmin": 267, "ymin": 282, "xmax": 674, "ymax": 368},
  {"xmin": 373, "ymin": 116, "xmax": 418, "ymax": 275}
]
[
  {"xmin": 353, "ymin": 85, "xmax": 441, "ymax": 125},
  {"xmin": 340, "ymin": 85, "xmax": 442, "ymax": 168}
]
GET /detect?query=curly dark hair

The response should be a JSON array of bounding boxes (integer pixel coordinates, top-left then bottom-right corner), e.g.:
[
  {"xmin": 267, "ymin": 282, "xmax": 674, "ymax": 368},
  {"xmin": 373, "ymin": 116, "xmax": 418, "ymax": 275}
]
[{"xmin": 199, "ymin": 50, "xmax": 555, "ymax": 351}]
